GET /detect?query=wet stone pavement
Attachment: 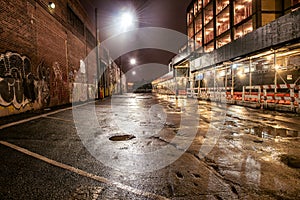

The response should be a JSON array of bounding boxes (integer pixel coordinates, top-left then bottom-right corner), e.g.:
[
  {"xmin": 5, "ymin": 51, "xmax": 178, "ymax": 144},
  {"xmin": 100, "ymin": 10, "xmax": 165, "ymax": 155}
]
[{"xmin": 0, "ymin": 93, "xmax": 299, "ymax": 199}]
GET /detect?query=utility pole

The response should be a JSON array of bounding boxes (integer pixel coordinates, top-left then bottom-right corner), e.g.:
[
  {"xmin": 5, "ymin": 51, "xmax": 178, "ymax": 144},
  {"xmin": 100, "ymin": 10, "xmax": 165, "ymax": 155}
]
[{"xmin": 120, "ymin": 57, "xmax": 122, "ymax": 94}]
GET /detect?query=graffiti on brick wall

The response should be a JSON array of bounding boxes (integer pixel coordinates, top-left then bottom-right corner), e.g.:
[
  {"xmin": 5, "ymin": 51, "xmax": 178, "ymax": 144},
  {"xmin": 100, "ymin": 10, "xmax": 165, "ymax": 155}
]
[
  {"xmin": 0, "ymin": 52, "xmax": 50, "ymax": 109},
  {"xmin": 50, "ymin": 61, "xmax": 66, "ymax": 104},
  {"xmin": 36, "ymin": 60, "xmax": 50, "ymax": 106}
]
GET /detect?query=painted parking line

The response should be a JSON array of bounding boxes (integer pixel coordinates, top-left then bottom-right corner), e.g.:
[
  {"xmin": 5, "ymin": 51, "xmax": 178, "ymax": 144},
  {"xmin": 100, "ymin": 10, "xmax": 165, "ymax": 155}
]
[
  {"xmin": 0, "ymin": 101, "xmax": 94, "ymax": 130},
  {"xmin": 0, "ymin": 140, "xmax": 169, "ymax": 200}
]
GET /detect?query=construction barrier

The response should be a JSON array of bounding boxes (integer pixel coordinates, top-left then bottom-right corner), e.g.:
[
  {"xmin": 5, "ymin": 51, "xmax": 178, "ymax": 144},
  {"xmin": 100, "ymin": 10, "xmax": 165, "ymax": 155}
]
[{"xmin": 187, "ymin": 84, "xmax": 300, "ymax": 112}]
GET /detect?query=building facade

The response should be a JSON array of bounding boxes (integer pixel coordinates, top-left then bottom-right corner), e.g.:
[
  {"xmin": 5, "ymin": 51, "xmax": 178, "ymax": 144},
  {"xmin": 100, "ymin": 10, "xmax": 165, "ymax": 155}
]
[
  {"xmin": 187, "ymin": 0, "xmax": 300, "ymax": 53},
  {"xmin": 0, "ymin": 0, "xmax": 121, "ymax": 117},
  {"xmin": 153, "ymin": 0, "xmax": 300, "ymax": 112}
]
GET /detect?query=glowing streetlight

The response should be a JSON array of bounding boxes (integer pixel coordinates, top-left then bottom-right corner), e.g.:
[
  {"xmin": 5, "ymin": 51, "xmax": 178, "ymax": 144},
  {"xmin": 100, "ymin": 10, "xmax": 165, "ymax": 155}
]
[
  {"xmin": 118, "ymin": 10, "xmax": 136, "ymax": 31},
  {"xmin": 130, "ymin": 58, "xmax": 136, "ymax": 65},
  {"xmin": 48, "ymin": 2, "xmax": 55, "ymax": 9},
  {"xmin": 121, "ymin": 12, "xmax": 133, "ymax": 28}
]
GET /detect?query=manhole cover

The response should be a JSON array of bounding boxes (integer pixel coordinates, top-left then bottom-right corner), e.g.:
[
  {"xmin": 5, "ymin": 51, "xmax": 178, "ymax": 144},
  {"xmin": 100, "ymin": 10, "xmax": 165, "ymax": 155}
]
[{"xmin": 109, "ymin": 135, "xmax": 136, "ymax": 141}]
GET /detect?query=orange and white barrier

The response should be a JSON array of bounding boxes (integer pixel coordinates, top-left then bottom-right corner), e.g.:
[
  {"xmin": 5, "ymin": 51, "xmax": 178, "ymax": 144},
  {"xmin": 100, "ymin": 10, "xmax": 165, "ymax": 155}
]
[{"xmin": 187, "ymin": 84, "xmax": 300, "ymax": 112}]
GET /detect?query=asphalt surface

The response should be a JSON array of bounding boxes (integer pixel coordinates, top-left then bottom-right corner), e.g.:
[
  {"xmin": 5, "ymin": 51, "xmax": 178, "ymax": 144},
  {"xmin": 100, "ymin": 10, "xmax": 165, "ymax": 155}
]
[{"xmin": 0, "ymin": 93, "xmax": 299, "ymax": 199}]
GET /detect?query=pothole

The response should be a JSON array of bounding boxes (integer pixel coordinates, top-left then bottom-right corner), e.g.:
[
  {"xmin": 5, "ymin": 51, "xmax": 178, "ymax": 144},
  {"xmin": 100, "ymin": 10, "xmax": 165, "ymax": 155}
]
[
  {"xmin": 192, "ymin": 173, "xmax": 201, "ymax": 178},
  {"xmin": 109, "ymin": 135, "xmax": 136, "ymax": 141},
  {"xmin": 175, "ymin": 171, "xmax": 184, "ymax": 179}
]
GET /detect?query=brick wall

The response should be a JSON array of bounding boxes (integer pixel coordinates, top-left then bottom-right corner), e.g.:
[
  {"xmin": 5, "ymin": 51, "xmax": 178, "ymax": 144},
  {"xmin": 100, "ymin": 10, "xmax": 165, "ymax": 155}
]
[{"xmin": 0, "ymin": 0, "xmax": 96, "ymax": 117}]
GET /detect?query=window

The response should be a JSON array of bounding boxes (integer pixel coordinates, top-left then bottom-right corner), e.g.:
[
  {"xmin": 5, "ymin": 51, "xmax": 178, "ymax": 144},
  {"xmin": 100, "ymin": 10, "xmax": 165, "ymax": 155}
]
[
  {"xmin": 234, "ymin": 19, "xmax": 253, "ymax": 39},
  {"xmin": 197, "ymin": 0, "xmax": 202, "ymax": 11},
  {"xmin": 204, "ymin": 2, "xmax": 213, "ymax": 25},
  {"xmin": 195, "ymin": 14, "xmax": 202, "ymax": 33},
  {"xmin": 188, "ymin": 24, "xmax": 194, "ymax": 39},
  {"xmin": 187, "ymin": 8, "xmax": 194, "ymax": 25},
  {"xmin": 234, "ymin": 0, "xmax": 253, "ymax": 25},
  {"xmin": 86, "ymin": 28, "xmax": 96, "ymax": 47},
  {"xmin": 217, "ymin": 33, "xmax": 231, "ymax": 48},
  {"xmin": 261, "ymin": 0, "xmax": 282, "ymax": 11},
  {"xmin": 67, "ymin": 5, "xmax": 84, "ymax": 36},
  {"xmin": 195, "ymin": 31, "xmax": 203, "ymax": 49},
  {"xmin": 262, "ymin": 13, "xmax": 281, "ymax": 26},
  {"xmin": 203, "ymin": 0, "xmax": 211, "ymax": 7},
  {"xmin": 204, "ymin": 41, "xmax": 214, "ymax": 52},
  {"xmin": 194, "ymin": 2, "xmax": 198, "ymax": 15},
  {"xmin": 204, "ymin": 21, "xmax": 213, "ymax": 44},
  {"xmin": 216, "ymin": 7, "xmax": 230, "ymax": 36},
  {"xmin": 216, "ymin": 0, "xmax": 229, "ymax": 14},
  {"xmin": 194, "ymin": 0, "xmax": 202, "ymax": 16}
]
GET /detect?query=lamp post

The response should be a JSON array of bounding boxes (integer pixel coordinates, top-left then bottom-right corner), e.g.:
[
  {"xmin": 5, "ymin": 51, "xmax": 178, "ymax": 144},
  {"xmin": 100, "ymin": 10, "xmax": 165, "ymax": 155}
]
[
  {"xmin": 118, "ymin": 11, "xmax": 135, "ymax": 94},
  {"xmin": 95, "ymin": 8, "xmax": 101, "ymax": 99}
]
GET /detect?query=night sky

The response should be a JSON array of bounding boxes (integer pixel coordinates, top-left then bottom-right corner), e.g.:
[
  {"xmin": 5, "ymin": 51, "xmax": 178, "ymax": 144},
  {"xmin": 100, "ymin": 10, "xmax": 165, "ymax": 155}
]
[{"xmin": 80, "ymin": 0, "xmax": 191, "ymax": 82}]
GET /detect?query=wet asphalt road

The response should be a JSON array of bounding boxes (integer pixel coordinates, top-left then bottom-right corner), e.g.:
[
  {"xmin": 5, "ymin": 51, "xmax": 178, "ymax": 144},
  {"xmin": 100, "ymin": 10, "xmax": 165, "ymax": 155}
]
[{"xmin": 0, "ymin": 93, "xmax": 299, "ymax": 200}]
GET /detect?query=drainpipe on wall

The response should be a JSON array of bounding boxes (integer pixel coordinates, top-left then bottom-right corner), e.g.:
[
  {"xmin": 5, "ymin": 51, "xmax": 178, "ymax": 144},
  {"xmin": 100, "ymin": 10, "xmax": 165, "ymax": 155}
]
[{"xmin": 95, "ymin": 8, "xmax": 100, "ymax": 99}]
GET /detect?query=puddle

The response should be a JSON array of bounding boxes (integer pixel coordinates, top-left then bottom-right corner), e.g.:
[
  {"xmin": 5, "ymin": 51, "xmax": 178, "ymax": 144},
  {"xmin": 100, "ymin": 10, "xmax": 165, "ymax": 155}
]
[
  {"xmin": 246, "ymin": 126, "xmax": 299, "ymax": 139},
  {"xmin": 109, "ymin": 135, "xmax": 136, "ymax": 141},
  {"xmin": 280, "ymin": 154, "xmax": 300, "ymax": 168}
]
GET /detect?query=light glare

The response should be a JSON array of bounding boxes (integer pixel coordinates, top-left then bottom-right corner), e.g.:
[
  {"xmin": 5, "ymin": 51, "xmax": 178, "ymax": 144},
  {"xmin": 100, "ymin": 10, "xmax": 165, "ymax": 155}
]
[
  {"xmin": 49, "ymin": 2, "xmax": 55, "ymax": 9},
  {"xmin": 121, "ymin": 12, "xmax": 134, "ymax": 28},
  {"xmin": 130, "ymin": 58, "xmax": 136, "ymax": 65}
]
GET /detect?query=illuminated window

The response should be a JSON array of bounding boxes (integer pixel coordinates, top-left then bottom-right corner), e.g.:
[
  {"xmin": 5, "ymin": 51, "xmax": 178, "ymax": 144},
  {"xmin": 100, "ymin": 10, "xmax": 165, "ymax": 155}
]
[
  {"xmin": 217, "ymin": 33, "xmax": 231, "ymax": 48},
  {"xmin": 194, "ymin": 2, "xmax": 198, "ymax": 15},
  {"xmin": 197, "ymin": 0, "xmax": 202, "ymax": 10},
  {"xmin": 188, "ymin": 24, "xmax": 194, "ymax": 39},
  {"xmin": 205, "ymin": 41, "xmax": 214, "ymax": 52},
  {"xmin": 195, "ymin": 14, "xmax": 202, "ymax": 33},
  {"xmin": 187, "ymin": 9, "xmax": 194, "ymax": 25},
  {"xmin": 193, "ymin": 0, "xmax": 202, "ymax": 15},
  {"xmin": 276, "ymin": 45, "xmax": 300, "ymax": 71},
  {"xmin": 262, "ymin": 13, "xmax": 281, "ymax": 26},
  {"xmin": 216, "ymin": 0, "xmax": 229, "ymax": 14},
  {"xmin": 261, "ymin": 0, "xmax": 282, "ymax": 11},
  {"xmin": 203, "ymin": 0, "xmax": 211, "ymax": 7},
  {"xmin": 195, "ymin": 31, "xmax": 203, "ymax": 49},
  {"xmin": 204, "ymin": 2, "xmax": 213, "ymax": 25},
  {"xmin": 234, "ymin": 19, "xmax": 253, "ymax": 39},
  {"xmin": 216, "ymin": 7, "xmax": 230, "ymax": 36},
  {"xmin": 234, "ymin": 0, "xmax": 253, "ymax": 25},
  {"xmin": 204, "ymin": 21, "xmax": 214, "ymax": 44}
]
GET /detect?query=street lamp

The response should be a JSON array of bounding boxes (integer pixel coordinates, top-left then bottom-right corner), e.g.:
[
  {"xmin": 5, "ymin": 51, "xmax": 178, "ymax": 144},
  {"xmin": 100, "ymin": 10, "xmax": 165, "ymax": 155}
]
[
  {"xmin": 121, "ymin": 12, "xmax": 134, "ymax": 30},
  {"xmin": 119, "ymin": 11, "xmax": 136, "ymax": 94},
  {"xmin": 130, "ymin": 58, "xmax": 136, "ymax": 65},
  {"xmin": 48, "ymin": 2, "xmax": 55, "ymax": 9}
]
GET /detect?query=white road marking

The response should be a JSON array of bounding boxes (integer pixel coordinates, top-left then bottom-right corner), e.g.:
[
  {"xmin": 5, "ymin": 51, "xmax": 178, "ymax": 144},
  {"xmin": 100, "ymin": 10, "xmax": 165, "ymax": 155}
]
[
  {"xmin": 0, "ymin": 140, "xmax": 169, "ymax": 200},
  {"xmin": 43, "ymin": 116, "xmax": 74, "ymax": 123}
]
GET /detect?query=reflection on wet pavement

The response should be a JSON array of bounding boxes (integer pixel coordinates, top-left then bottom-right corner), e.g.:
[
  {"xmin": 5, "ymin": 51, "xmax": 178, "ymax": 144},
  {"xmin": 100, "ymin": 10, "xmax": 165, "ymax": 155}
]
[{"xmin": 77, "ymin": 93, "xmax": 300, "ymax": 199}]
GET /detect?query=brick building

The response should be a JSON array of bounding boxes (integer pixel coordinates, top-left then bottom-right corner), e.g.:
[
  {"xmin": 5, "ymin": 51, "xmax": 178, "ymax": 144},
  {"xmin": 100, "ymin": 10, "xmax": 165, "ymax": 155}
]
[{"xmin": 0, "ymin": 0, "xmax": 101, "ymax": 117}]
